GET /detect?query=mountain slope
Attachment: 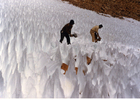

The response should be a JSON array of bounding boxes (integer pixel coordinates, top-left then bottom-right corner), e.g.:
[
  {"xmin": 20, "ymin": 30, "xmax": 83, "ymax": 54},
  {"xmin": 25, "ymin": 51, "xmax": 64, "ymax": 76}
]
[
  {"xmin": 0, "ymin": 0, "xmax": 140, "ymax": 98},
  {"xmin": 62, "ymin": 0, "xmax": 140, "ymax": 21}
]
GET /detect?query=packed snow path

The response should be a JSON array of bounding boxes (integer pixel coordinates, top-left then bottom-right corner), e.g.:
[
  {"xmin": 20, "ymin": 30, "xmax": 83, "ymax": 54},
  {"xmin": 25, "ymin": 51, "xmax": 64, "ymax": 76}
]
[{"xmin": 0, "ymin": 0, "xmax": 140, "ymax": 98}]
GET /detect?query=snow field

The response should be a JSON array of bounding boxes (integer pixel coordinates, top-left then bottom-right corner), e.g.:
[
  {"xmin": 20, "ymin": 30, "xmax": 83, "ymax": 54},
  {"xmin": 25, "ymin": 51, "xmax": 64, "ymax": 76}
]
[{"xmin": 0, "ymin": 0, "xmax": 140, "ymax": 98}]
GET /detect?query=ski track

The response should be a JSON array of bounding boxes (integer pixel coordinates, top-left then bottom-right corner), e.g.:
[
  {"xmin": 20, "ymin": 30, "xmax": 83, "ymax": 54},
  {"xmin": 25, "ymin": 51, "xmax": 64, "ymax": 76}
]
[{"xmin": 0, "ymin": 0, "xmax": 140, "ymax": 98}]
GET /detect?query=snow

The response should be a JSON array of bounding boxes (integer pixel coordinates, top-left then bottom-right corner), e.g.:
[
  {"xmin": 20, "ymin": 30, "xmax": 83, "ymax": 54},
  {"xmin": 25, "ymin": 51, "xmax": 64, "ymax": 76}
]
[{"xmin": 0, "ymin": 0, "xmax": 140, "ymax": 98}]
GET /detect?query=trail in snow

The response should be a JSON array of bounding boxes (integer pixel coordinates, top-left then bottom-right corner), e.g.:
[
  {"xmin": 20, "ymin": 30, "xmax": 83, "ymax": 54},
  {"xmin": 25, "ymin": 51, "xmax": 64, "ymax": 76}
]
[{"xmin": 0, "ymin": 0, "xmax": 140, "ymax": 98}]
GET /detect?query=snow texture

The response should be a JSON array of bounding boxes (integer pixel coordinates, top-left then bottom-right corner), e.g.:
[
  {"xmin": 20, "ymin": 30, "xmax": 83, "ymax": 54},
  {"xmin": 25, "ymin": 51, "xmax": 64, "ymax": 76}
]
[{"xmin": 0, "ymin": 0, "xmax": 140, "ymax": 98}]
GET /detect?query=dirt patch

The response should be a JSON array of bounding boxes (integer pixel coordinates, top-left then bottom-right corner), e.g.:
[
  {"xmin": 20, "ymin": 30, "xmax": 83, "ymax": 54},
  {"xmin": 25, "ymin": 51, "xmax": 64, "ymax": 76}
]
[
  {"xmin": 62, "ymin": 0, "xmax": 140, "ymax": 21},
  {"xmin": 75, "ymin": 67, "xmax": 78, "ymax": 74},
  {"xmin": 87, "ymin": 56, "xmax": 92, "ymax": 65},
  {"xmin": 61, "ymin": 63, "xmax": 69, "ymax": 74}
]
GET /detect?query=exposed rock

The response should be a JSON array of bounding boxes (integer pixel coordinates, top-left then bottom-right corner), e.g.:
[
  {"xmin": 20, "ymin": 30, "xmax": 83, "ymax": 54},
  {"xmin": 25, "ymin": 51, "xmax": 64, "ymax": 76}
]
[
  {"xmin": 87, "ymin": 56, "xmax": 91, "ymax": 65},
  {"xmin": 62, "ymin": 0, "xmax": 140, "ymax": 21},
  {"xmin": 75, "ymin": 67, "xmax": 78, "ymax": 75},
  {"xmin": 61, "ymin": 63, "xmax": 69, "ymax": 74}
]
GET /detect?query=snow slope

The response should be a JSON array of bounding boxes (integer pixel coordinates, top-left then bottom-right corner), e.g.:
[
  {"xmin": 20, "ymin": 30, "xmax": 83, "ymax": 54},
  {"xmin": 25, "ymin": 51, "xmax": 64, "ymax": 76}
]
[{"xmin": 0, "ymin": 0, "xmax": 140, "ymax": 98}]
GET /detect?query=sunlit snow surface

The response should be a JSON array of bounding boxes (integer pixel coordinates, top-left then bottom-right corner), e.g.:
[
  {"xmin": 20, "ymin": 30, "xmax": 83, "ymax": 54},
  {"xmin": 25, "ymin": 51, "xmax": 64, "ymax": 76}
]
[{"xmin": 0, "ymin": 0, "xmax": 140, "ymax": 98}]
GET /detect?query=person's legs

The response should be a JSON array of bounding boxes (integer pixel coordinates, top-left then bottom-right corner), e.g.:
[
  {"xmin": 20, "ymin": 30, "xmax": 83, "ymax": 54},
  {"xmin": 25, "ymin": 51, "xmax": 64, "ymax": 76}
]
[
  {"xmin": 90, "ymin": 30, "xmax": 96, "ymax": 42},
  {"xmin": 90, "ymin": 33, "xmax": 95, "ymax": 42},
  {"xmin": 95, "ymin": 32, "xmax": 99, "ymax": 42},
  {"xmin": 94, "ymin": 32, "xmax": 97, "ymax": 40},
  {"xmin": 65, "ymin": 34, "xmax": 71, "ymax": 45},
  {"xmin": 60, "ymin": 33, "xmax": 64, "ymax": 43}
]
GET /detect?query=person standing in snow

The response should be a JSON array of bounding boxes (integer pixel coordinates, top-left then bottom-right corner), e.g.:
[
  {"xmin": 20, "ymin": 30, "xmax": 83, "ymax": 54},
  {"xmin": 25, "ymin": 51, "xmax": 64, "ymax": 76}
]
[
  {"xmin": 60, "ymin": 20, "xmax": 77, "ymax": 45},
  {"xmin": 90, "ymin": 24, "xmax": 103, "ymax": 43}
]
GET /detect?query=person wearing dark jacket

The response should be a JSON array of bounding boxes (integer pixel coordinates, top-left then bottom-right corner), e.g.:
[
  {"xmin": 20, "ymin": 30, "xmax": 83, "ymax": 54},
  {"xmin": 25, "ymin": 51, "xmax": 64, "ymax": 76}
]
[{"xmin": 60, "ymin": 20, "xmax": 76, "ymax": 45}]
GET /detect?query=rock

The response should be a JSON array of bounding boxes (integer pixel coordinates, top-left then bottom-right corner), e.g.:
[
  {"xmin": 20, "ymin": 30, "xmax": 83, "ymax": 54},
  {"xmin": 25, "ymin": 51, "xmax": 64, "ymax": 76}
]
[{"xmin": 61, "ymin": 63, "xmax": 69, "ymax": 74}]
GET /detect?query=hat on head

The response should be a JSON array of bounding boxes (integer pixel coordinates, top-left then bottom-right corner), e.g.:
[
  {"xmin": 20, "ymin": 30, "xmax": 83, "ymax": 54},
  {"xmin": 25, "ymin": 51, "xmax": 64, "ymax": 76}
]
[{"xmin": 70, "ymin": 19, "xmax": 74, "ymax": 25}]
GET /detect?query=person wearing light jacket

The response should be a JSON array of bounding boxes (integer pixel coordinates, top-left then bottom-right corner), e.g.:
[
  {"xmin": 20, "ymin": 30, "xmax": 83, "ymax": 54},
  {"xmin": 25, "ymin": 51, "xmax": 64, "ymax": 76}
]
[{"xmin": 90, "ymin": 24, "xmax": 103, "ymax": 42}]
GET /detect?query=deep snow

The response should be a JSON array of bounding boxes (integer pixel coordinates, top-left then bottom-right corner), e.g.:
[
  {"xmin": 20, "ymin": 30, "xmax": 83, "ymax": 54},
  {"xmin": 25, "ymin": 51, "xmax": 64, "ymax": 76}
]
[{"xmin": 0, "ymin": 0, "xmax": 140, "ymax": 98}]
